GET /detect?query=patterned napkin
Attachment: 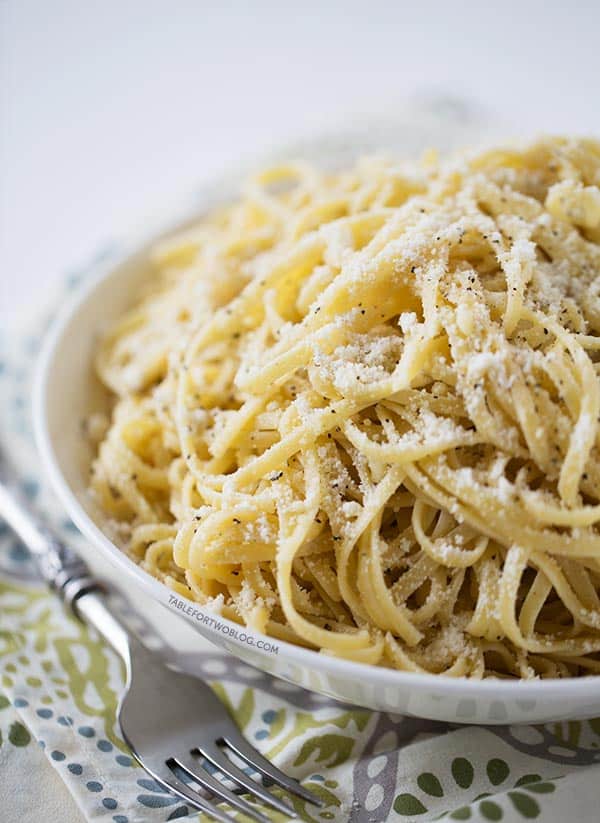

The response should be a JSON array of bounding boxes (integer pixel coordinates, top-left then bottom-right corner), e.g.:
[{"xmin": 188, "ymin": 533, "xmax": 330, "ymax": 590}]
[{"xmin": 3, "ymin": 263, "xmax": 600, "ymax": 823}]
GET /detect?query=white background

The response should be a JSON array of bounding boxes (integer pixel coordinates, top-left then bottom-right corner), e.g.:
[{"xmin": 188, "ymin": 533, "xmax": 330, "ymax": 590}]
[{"xmin": 1, "ymin": 0, "xmax": 600, "ymax": 330}]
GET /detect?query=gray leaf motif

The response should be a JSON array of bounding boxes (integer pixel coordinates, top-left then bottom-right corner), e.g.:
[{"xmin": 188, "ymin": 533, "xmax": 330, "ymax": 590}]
[
  {"xmin": 350, "ymin": 714, "xmax": 449, "ymax": 823},
  {"xmin": 489, "ymin": 721, "xmax": 600, "ymax": 767}
]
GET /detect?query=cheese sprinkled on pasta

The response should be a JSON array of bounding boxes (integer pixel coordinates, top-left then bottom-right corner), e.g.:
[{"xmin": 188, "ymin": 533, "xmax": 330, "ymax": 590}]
[{"xmin": 91, "ymin": 137, "xmax": 600, "ymax": 678}]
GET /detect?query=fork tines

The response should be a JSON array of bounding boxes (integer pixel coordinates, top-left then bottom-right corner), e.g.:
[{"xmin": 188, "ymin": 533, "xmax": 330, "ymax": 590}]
[{"xmin": 138, "ymin": 737, "xmax": 323, "ymax": 823}]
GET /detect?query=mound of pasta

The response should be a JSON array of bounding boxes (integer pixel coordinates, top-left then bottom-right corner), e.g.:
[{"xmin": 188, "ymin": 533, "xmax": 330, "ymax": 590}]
[{"xmin": 91, "ymin": 136, "xmax": 600, "ymax": 678}]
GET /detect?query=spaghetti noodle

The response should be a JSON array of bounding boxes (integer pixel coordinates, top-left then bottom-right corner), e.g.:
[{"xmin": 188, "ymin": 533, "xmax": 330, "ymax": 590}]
[{"xmin": 91, "ymin": 137, "xmax": 600, "ymax": 678}]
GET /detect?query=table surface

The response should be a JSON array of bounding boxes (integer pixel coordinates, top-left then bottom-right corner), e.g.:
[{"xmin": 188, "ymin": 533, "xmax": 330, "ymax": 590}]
[{"xmin": 2, "ymin": 3, "xmax": 600, "ymax": 822}]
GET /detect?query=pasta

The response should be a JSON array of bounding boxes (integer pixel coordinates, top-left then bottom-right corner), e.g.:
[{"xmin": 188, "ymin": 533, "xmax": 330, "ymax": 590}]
[{"xmin": 90, "ymin": 136, "xmax": 600, "ymax": 679}]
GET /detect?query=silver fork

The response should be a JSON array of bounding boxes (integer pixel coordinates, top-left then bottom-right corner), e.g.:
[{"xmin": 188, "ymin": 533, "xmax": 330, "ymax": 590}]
[{"xmin": 0, "ymin": 471, "xmax": 322, "ymax": 822}]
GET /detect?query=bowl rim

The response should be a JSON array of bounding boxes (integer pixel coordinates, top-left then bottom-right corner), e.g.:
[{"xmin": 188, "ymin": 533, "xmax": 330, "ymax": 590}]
[{"xmin": 32, "ymin": 188, "xmax": 600, "ymax": 705}]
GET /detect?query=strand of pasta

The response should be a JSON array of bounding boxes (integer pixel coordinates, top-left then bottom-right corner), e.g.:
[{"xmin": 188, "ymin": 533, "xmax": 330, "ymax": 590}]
[{"xmin": 90, "ymin": 137, "xmax": 600, "ymax": 678}]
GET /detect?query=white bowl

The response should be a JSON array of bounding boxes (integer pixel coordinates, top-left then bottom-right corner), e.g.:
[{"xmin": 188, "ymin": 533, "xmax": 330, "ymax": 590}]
[{"xmin": 34, "ymin": 122, "xmax": 600, "ymax": 725}]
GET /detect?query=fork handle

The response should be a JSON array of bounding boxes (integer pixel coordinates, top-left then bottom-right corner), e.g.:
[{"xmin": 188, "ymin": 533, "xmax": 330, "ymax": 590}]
[
  {"xmin": 0, "ymin": 473, "xmax": 102, "ymax": 612},
  {"xmin": 0, "ymin": 474, "xmax": 132, "ymax": 665}
]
